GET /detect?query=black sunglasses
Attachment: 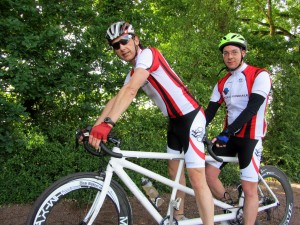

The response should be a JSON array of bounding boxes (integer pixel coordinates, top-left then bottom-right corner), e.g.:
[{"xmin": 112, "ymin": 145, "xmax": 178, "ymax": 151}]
[{"xmin": 111, "ymin": 35, "xmax": 133, "ymax": 50}]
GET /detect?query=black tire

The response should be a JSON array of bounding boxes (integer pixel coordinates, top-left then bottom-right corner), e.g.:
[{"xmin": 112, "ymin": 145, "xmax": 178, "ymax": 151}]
[
  {"xmin": 256, "ymin": 165, "xmax": 294, "ymax": 225},
  {"xmin": 26, "ymin": 172, "xmax": 133, "ymax": 225}
]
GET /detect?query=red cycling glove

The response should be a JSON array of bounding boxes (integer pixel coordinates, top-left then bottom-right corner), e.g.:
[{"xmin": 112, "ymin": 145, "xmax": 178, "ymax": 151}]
[{"xmin": 90, "ymin": 122, "xmax": 112, "ymax": 142}]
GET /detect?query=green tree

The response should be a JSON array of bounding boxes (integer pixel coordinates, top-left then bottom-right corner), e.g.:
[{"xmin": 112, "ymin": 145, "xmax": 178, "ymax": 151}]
[{"xmin": 235, "ymin": 0, "xmax": 300, "ymax": 180}]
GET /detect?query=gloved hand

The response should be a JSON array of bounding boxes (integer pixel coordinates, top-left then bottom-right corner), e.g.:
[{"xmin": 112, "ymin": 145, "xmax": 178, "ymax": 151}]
[
  {"xmin": 215, "ymin": 129, "xmax": 231, "ymax": 146},
  {"xmin": 90, "ymin": 122, "xmax": 112, "ymax": 142}
]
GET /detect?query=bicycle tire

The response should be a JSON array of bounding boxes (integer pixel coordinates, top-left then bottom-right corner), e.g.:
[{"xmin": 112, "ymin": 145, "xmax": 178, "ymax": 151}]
[
  {"xmin": 256, "ymin": 165, "xmax": 294, "ymax": 225},
  {"xmin": 26, "ymin": 172, "xmax": 133, "ymax": 225}
]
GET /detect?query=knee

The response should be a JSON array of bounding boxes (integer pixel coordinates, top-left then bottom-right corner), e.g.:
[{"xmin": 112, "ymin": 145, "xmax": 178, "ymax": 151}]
[
  {"xmin": 190, "ymin": 178, "xmax": 207, "ymax": 191},
  {"xmin": 243, "ymin": 189, "xmax": 258, "ymax": 198},
  {"xmin": 188, "ymin": 168, "xmax": 207, "ymax": 189},
  {"xmin": 242, "ymin": 182, "xmax": 258, "ymax": 198}
]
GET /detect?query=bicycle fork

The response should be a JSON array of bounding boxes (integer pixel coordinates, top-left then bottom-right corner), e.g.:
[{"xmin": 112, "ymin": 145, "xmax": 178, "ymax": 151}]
[{"xmin": 82, "ymin": 166, "xmax": 114, "ymax": 225}]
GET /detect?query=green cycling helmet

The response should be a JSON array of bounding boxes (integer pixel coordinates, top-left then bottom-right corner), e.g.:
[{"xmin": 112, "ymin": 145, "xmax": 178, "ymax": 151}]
[{"xmin": 219, "ymin": 33, "xmax": 247, "ymax": 52}]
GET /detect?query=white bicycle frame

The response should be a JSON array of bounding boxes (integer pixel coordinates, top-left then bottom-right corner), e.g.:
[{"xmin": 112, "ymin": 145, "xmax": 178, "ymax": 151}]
[{"xmin": 86, "ymin": 146, "xmax": 280, "ymax": 225}]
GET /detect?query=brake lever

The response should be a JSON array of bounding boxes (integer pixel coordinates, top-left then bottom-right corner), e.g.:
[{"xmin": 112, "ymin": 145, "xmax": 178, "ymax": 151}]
[
  {"xmin": 75, "ymin": 126, "xmax": 92, "ymax": 148},
  {"xmin": 76, "ymin": 126, "xmax": 122, "ymax": 158},
  {"xmin": 203, "ymin": 135, "xmax": 223, "ymax": 162}
]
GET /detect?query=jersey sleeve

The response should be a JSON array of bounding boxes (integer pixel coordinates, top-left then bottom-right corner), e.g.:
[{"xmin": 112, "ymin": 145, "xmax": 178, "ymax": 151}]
[
  {"xmin": 135, "ymin": 48, "xmax": 154, "ymax": 71},
  {"xmin": 205, "ymin": 101, "xmax": 221, "ymax": 126},
  {"xmin": 123, "ymin": 48, "xmax": 157, "ymax": 86},
  {"xmin": 210, "ymin": 83, "xmax": 223, "ymax": 103},
  {"xmin": 251, "ymin": 71, "xmax": 271, "ymax": 97},
  {"xmin": 227, "ymin": 93, "xmax": 266, "ymax": 134}
]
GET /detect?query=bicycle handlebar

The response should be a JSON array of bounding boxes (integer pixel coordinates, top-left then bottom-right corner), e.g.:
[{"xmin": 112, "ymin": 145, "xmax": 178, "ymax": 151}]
[
  {"xmin": 76, "ymin": 126, "xmax": 223, "ymax": 162},
  {"xmin": 203, "ymin": 136, "xmax": 223, "ymax": 162},
  {"xmin": 76, "ymin": 126, "xmax": 123, "ymax": 158}
]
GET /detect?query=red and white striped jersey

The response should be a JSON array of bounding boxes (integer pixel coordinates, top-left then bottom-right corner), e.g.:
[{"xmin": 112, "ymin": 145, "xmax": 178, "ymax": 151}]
[
  {"xmin": 124, "ymin": 47, "xmax": 199, "ymax": 118},
  {"xmin": 210, "ymin": 63, "xmax": 271, "ymax": 139}
]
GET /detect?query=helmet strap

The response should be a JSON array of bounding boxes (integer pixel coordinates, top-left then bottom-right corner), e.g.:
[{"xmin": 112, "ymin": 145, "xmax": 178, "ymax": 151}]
[
  {"xmin": 217, "ymin": 67, "xmax": 228, "ymax": 76},
  {"xmin": 129, "ymin": 36, "xmax": 140, "ymax": 64}
]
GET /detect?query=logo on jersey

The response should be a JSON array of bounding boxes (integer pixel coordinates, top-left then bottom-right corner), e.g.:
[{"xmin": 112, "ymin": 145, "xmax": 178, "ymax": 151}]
[
  {"xmin": 191, "ymin": 127, "xmax": 204, "ymax": 142},
  {"xmin": 255, "ymin": 148, "xmax": 263, "ymax": 158},
  {"xmin": 240, "ymin": 171, "xmax": 253, "ymax": 180},
  {"xmin": 223, "ymin": 87, "xmax": 229, "ymax": 95}
]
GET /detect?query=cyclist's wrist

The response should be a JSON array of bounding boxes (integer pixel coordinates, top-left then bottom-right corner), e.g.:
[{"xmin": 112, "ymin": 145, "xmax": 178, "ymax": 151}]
[
  {"xmin": 221, "ymin": 128, "xmax": 233, "ymax": 136},
  {"xmin": 103, "ymin": 117, "xmax": 115, "ymax": 127}
]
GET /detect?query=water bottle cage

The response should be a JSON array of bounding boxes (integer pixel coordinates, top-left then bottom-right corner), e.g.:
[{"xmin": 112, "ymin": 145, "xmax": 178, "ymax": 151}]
[{"xmin": 154, "ymin": 196, "xmax": 164, "ymax": 207}]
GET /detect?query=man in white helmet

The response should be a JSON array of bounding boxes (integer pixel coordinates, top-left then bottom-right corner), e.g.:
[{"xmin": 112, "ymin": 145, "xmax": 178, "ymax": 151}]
[
  {"xmin": 205, "ymin": 33, "xmax": 272, "ymax": 225},
  {"xmin": 89, "ymin": 21, "xmax": 214, "ymax": 224}
]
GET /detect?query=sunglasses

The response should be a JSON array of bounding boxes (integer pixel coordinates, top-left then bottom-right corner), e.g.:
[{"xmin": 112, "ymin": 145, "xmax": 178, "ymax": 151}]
[{"xmin": 111, "ymin": 35, "xmax": 133, "ymax": 50}]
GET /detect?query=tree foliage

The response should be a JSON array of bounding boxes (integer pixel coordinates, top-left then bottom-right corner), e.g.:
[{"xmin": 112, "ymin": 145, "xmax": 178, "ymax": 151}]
[{"xmin": 0, "ymin": 0, "xmax": 299, "ymax": 203}]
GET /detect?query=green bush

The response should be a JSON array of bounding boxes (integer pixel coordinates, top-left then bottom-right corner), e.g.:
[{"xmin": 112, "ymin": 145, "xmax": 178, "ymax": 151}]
[
  {"xmin": 0, "ymin": 130, "xmax": 100, "ymax": 204},
  {"xmin": 0, "ymin": 103, "xmax": 171, "ymax": 204}
]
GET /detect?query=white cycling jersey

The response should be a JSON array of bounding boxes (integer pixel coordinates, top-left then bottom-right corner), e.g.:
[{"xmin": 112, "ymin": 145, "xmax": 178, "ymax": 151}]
[{"xmin": 210, "ymin": 63, "xmax": 271, "ymax": 139}]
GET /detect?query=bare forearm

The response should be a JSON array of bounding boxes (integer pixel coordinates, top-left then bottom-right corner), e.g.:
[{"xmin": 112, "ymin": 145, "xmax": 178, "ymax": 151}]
[
  {"xmin": 95, "ymin": 68, "xmax": 148, "ymax": 125},
  {"xmin": 105, "ymin": 84, "xmax": 138, "ymax": 123},
  {"xmin": 94, "ymin": 96, "xmax": 117, "ymax": 126}
]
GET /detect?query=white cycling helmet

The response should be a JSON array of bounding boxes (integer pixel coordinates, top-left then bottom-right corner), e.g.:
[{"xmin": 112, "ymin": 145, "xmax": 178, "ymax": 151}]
[{"xmin": 106, "ymin": 21, "xmax": 135, "ymax": 44}]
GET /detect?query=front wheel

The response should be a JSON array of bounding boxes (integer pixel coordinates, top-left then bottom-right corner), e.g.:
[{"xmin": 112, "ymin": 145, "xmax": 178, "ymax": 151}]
[
  {"xmin": 256, "ymin": 165, "xmax": 294, "ymax": 225},
  {"xmin": 26, "ymin": 172, "xmax": 133, "ymax": 225}
]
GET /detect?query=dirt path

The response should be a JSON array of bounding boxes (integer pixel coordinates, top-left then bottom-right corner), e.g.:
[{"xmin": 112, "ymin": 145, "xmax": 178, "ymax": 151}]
[{"xmin": 0, "ymin": 183, "xmax": 299, "ymax": 225}]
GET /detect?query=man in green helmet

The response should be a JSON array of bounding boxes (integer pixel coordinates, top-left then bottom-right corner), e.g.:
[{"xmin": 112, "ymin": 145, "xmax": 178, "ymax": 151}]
[{"xmin": 205, "ymin": 33, "xmax": 272, "ymax": 225}]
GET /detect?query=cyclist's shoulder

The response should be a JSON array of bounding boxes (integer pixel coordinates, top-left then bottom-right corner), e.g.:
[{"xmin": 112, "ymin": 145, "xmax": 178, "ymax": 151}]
[
  {"xmin": 217, "ymin": 71, "xmax": 231, "ymax": 89},
  {"xmin": 140, "ymin": 46, "xmax": 166, "ymax": 55},
  {"xmin": 138, "ymin": 47, "xmax": 166, "ymax": 63},
  {"xmin": 139, "ymin": 47, "xmax": 154, "ymax": 57},
  {"xmin": 244, "ymin": 64, "xmax": 270, "ymax": 76}
]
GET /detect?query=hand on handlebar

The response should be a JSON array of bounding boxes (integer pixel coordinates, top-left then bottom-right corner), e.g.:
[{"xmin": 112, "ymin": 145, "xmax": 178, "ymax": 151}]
[
  {"xmin": 89, "ymin": 122, "xmax": 113, "ymax": 149},
  {"xmin": 214, "ymin": 129, "xmax": 231, "ymax": 148}
]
